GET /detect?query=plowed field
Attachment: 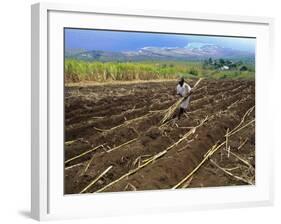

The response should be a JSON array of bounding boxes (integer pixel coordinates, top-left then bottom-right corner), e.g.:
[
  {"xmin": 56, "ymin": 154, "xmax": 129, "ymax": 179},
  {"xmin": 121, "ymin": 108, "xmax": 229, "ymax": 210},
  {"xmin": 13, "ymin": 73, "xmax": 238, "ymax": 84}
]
[{"xmin": 64, "ymin": 79, "xmax": 255, "ymax": 194}]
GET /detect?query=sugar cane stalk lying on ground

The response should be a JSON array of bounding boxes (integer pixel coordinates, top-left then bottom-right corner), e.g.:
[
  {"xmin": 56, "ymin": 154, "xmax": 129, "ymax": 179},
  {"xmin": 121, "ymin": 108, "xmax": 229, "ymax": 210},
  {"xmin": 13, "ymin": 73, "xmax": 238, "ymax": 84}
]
[
  {"xmin": 65, "ymin": 144, "xmax": 103, "ymax": 164},
  {"xmin": 160, "ymin": 78, "xmax": 203, "ymax": 124},
  {"xmin": 210, "ymin": 159, "xmax": 253, "ymax": 185},
  {"xmin": 172, "ymin": 141, "xmax": 226, "ymax": 189},
  {"xmin": 80, "ymin": 166, "xmax": 113, "ymax": 193}
]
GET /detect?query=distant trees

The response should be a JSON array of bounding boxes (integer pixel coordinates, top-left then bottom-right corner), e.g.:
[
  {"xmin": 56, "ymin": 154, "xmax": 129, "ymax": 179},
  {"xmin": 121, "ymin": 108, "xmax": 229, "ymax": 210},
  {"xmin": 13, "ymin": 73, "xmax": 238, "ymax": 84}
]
[
  {"xmin": 239, "ymin": 65, "xmax": 248, "ymax": 71},
  {"xmin": 202, "ymin": 57, "xmax": 248, "ymax": 71},
  {"xmin": 219, "ymin": 58, "xmax": 225, "ymax": 65}
]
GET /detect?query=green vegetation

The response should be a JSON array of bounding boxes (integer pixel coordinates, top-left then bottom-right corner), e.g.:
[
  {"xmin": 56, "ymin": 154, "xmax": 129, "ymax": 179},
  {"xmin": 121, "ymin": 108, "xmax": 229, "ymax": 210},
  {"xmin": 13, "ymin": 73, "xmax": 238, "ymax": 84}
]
[
  {"xmin": 203, "ymin": 57, "xmax": 255, "ymax": 72},
  {"xmin": 64, "ymin": 58, "xmax": 255, "ymax": 83}
]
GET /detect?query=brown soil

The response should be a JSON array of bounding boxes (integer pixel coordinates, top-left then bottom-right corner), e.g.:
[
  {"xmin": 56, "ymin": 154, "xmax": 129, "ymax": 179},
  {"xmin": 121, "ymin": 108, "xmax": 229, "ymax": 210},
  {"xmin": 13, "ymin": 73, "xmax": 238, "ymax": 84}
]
[{"xmin": 64, "ymin": 79, "xmax": 255, "ymax": 194}]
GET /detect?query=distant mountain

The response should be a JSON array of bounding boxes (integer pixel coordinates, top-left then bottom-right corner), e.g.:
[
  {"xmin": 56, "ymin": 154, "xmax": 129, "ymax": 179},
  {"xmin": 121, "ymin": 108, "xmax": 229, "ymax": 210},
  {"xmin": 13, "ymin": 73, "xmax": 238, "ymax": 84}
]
[
  {"xmin": 65, "ymin": 48, "xmax": 86, "ymax": 57},
  {"xmin": 65, "ymin": 43, "xmax": 255, "ymax": 62}
]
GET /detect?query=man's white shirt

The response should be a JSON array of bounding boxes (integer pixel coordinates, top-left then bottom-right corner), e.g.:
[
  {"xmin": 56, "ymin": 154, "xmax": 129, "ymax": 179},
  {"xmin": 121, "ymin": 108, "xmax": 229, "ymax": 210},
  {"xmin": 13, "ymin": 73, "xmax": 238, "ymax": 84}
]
[{"xmin": 176, "ymin": 82, "xmax": 191, "ymax": 109}]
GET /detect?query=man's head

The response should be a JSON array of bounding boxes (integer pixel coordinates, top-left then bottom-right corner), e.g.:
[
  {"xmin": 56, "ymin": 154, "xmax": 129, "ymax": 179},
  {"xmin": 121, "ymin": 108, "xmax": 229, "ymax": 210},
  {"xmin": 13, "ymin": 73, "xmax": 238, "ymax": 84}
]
[{"xmin": 179, "ymin": 77, "xmax": 184, "ymax": 86}]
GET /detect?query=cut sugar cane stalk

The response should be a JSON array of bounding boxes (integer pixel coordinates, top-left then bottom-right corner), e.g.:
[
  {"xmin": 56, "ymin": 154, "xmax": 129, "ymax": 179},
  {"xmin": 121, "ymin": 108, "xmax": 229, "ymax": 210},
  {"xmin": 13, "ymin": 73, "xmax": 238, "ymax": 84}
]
[
  {"xmin": 226, "ymin": 128, "xmax": 230, "ymax": 158},
  {"xmin": 67, "ymin": 138, "xmax": 137, "ymax": 165},
  {"xmin": 124, "ymin": 183, "xmax": 137, "ymax": 191},
  {"xmin": 204, "ymin": 141, "xmax": 219, "ymax": 158},
  {"xmin": 106, "ymin": 138, "xmax": 138, "ymax": 153},
  {"xmin": 160, "ymin": 78, "xmax": 203, "ymax": 124},
  {"xmin": 172, "ymin": 141, "xmax": 226, "ymax": 189},
  {"xmin": 65, "ymin": 144, "xmax": 103, "ymax": 164},
  {"xmin": 65, "ymin": 162, "xmax": 84, "ymax": 170},
  {"xmin": 80, "ymin": 166, "xmax": 113, "ymax": 193},
  {"xmin": 238, "ymin": 138, "xmax": 248, "ymax": 150},
  {"xmin": 104, "ymin": 113, "xmax": 154, "ymax": 132},
  {"xmin": 227, "ymin": 106, "xmax": 255, "ymax": 136},
  {"xmin": 181, "ymin": 176, "xmax": 194, "ymax": 188},
  {"xmin": 227, "ymin": 119, "xmax": 255, "ymax": 137},
  {"xmin": 95, "ymin": 151, "xmax": 167, "ymax": 193},
  {"xmin": 65, "ymin": 139, "xmax": 78, "ymax": 145},
  {"xmin": 223, "ymin": 148, "xmax": 254, "ymax": 169},
  {"xmin": 83, "ymin": 155, "xmax": 95, "ymax": 174},
  {"xmin": 166, "ymin": 116, "xmax": 209, "ymax": 151},
  {"xmin": 210, "ymin": 159, "xmax": 253, "ymax": 185}
]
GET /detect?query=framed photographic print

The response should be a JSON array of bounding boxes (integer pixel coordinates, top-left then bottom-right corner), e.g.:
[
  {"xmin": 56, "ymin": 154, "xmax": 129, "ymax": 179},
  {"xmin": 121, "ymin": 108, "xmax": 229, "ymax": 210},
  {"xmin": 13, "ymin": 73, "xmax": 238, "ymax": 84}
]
[{"xmin": 31, "ymin": 2, "xmax": 274, "ymax": 221}]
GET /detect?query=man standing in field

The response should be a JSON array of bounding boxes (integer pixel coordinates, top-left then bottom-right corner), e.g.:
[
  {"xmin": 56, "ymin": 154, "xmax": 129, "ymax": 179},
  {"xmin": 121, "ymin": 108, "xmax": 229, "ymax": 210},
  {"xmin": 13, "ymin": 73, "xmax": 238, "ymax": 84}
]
[{"xmin": 176, "ymin": 77, "xmax": 192, "ymax": 119}]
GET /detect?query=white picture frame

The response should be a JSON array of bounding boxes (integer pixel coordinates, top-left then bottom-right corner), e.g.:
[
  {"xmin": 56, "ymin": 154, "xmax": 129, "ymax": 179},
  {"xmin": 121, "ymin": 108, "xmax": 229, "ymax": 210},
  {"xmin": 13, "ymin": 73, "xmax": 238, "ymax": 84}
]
[{"xmin": 31, "ymin": 2, "xmax": 274, "ymax": 221}]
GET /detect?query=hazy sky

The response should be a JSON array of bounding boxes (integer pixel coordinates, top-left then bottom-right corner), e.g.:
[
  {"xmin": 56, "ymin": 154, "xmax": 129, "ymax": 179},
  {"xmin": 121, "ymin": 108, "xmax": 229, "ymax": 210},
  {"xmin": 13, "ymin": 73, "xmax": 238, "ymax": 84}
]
[{"xmin": 65, "ymin": 28, "xmax": 256, "ymax": 53}]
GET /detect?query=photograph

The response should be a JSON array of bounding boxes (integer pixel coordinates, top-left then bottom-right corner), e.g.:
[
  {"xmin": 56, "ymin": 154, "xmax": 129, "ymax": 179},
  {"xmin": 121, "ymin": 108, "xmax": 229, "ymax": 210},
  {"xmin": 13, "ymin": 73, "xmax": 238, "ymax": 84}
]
[{"xmin": 63, "ymin": 28, "xmax": 256, "ymax": 194}]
